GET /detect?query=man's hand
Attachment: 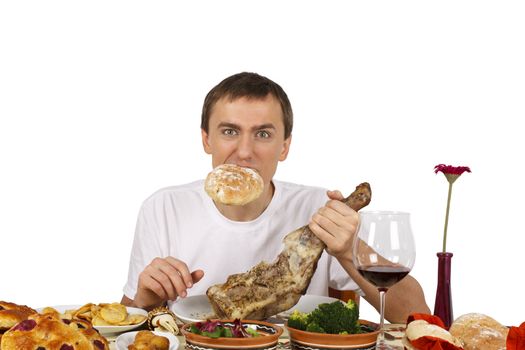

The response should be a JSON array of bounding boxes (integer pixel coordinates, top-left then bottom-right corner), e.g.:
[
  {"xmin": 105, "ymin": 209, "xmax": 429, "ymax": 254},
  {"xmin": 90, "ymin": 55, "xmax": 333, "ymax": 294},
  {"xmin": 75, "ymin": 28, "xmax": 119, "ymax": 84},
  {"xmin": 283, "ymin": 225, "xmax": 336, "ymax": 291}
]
[
  {"xmin": 308, "ymin": 190, "xmax": 359, "ymax": 259},
  {"xmin": 132, "ymin": 257, "xmax": 204, "ymax": 310}
]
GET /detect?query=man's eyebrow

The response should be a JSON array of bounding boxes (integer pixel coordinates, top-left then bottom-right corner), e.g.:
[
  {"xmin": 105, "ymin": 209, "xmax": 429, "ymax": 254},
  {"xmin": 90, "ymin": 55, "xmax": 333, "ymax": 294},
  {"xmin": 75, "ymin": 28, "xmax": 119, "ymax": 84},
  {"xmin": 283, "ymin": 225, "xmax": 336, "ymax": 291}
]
[
  {"xmin": 217, "ymin": 122, "xmax": 276, "ymax": 131},
  {"xmin": 217, "ymin": 122, "xmax": 240, "ymax": 129}
]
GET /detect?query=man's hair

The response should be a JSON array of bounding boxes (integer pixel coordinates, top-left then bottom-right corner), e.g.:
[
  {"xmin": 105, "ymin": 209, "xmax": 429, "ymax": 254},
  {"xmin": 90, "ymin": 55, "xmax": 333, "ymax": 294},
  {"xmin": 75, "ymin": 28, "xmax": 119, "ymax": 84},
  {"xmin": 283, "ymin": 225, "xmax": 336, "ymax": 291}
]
[{"xmin": 201, "ymin": 72, "xmax": 293, "ymax": 139}]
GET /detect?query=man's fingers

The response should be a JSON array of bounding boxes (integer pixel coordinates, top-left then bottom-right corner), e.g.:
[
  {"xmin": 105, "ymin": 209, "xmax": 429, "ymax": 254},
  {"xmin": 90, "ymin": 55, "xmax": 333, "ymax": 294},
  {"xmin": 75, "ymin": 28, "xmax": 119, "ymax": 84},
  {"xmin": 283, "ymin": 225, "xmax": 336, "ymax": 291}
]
[
  {"xmin": 139, "ymin": 273, "xmax": 168, "ymax": 300},
  {"xmin": 327, "ymin": 190, "xmax": 344, "ymax": 201},
  {"xmin": 138, "ymin": 257, "xmax": 204, "ymax": 305},
  {"xmin": 165, "ymin": 256, "xmax": 194, "ymax": 288},
  {"xmin": 144, "ymin": 260, "xmax": 178, "ymax": 300},
  {"xmin": 191, "ymin": 269, "xmax": 205, "ymax": 283},
  {"xmin": 156, "ymin": 261, "xmax": 190, "ymax": 299}
]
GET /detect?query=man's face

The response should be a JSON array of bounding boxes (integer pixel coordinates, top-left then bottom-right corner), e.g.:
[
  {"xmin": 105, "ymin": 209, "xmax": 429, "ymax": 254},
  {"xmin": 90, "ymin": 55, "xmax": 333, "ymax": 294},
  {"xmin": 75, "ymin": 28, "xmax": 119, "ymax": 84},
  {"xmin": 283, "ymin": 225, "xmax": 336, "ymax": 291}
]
[{"xmin": 201, "ymin": 95, "xmax": 291, "ymax": 187}]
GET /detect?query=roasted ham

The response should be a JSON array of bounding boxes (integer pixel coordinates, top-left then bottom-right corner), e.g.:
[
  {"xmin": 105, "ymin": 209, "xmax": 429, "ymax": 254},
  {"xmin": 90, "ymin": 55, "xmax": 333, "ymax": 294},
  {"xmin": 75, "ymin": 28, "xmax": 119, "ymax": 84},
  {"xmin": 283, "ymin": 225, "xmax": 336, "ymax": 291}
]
[{"xmin": 206, "ymin": 182, "xmax": 372, "ymax": 320}]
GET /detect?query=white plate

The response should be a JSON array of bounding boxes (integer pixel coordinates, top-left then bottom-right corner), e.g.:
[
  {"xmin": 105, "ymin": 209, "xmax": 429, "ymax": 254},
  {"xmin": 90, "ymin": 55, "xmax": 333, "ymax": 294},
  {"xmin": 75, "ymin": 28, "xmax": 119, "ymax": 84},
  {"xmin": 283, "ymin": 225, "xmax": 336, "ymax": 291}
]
[
  {"xmin": 36, "ymin": 305, "xmax": 148, "ymax": 336},
  {"xmin": 115, "ymin": 330, "xmax": 179, "ymax": 350},
  {"xmin": 172, "ymin": 294, "xmax": 339, "ymax": 324}
]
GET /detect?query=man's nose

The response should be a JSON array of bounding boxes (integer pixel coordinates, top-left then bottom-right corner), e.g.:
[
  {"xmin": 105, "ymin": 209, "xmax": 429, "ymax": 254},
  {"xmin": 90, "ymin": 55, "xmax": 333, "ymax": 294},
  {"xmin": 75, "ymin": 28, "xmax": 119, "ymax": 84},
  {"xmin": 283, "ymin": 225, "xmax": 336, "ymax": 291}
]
[{"xmin": 236, "ymin": 134, "xmax": 254, "ymax": 160}]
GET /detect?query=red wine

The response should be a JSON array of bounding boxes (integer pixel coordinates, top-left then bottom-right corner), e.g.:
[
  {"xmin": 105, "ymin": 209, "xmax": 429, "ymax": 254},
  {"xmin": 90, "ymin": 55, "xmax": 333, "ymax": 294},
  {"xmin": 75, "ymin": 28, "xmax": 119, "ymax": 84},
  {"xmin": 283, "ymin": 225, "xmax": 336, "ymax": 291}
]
[{"xmin": 357, "ymin": 265, "xmax": 410, "ymax": 289}]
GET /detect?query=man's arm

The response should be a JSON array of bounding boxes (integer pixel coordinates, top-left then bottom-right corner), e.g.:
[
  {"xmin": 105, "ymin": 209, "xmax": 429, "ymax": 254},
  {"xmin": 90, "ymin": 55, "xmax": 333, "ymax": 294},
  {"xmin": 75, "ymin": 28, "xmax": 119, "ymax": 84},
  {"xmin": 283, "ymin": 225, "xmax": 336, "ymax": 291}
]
[{"xmin": 309, "ymin": 190, "xmax": 430, "ymax": 323}]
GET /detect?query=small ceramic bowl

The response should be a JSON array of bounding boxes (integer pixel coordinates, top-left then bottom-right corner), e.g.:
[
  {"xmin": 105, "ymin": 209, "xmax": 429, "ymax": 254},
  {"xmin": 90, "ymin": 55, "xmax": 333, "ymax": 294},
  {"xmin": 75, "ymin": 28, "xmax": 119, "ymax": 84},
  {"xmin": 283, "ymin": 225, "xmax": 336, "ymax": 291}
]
[
  {"xmin": 181, "ymin": 319, "xmax": 283, "ymax": 350},
  {"xmin": 285, "ymin": 320, "xmax": 380, "ymax": 350}
]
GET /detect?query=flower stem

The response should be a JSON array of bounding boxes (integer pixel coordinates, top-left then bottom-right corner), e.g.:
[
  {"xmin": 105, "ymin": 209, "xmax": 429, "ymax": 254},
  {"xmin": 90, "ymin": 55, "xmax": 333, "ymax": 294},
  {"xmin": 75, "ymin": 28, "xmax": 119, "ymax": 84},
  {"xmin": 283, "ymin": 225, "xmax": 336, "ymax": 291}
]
[{"xmin": 443, "ymin": 182, "xmax": 453, "ymax": 253}]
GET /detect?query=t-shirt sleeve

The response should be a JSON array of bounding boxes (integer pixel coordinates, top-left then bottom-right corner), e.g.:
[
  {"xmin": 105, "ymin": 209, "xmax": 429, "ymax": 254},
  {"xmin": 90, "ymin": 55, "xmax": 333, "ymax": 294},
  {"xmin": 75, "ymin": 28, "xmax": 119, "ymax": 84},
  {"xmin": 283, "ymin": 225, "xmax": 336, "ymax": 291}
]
[{"xmin": 122, "ymin": 203, "xmax": 161, "ymax": 300}]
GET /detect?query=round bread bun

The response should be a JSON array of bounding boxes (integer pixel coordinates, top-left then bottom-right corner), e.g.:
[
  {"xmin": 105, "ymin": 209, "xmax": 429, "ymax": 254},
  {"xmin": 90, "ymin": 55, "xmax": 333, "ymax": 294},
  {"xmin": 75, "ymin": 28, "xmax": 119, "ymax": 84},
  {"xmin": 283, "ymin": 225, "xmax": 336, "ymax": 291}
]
[
  {"xmin": 403, "ymin": 319, "xmax": 463, "ymax": 349},
  {"xmin": 449, "ymin": 313, "xmax": 508, "ymax": 350},
  {"xmin": 0, "ymin": 301, "xmax": 37, "ymax": 331},
  {"xmin": 205, "ymin": 164, "xmax": 264, "ymax": 205}
]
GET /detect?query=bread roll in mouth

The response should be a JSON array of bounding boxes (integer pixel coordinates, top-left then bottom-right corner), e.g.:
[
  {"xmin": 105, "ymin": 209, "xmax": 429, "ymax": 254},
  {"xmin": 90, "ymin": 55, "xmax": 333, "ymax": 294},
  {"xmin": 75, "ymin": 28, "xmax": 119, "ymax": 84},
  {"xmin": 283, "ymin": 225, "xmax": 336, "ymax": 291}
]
[{"xmin": 205, "ymin": 164, "xmax": 264, "ymax": 205}]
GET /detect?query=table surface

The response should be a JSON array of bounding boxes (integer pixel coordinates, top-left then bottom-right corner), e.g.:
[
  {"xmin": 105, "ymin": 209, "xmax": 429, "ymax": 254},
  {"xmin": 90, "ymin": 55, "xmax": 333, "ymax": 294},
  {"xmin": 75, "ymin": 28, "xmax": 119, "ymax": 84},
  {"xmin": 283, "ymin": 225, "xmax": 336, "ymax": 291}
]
[{"xmin": 108, "ymin": 323, "xmax": 406, "ymax": 349}]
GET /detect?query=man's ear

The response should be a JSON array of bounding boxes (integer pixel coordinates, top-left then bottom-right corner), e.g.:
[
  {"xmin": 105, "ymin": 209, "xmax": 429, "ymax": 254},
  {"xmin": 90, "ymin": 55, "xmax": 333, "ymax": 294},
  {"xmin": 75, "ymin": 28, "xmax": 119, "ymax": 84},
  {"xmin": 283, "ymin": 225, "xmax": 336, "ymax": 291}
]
[
  {"xmin": 201, "ymin": 129, "xmax": 212, "ymax": 154},
  {"xmin": 279, "ymin": 135, "xmax": 292, "ymax": 161}
]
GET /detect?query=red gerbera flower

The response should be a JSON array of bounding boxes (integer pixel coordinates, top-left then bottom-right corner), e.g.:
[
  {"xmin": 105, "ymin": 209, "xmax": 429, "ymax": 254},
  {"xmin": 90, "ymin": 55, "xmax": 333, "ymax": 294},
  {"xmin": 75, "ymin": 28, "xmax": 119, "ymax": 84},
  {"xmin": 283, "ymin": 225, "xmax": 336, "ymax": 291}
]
[{"xmin": 434, "ymin": 164, "xmax": 471, "ymax": 252}]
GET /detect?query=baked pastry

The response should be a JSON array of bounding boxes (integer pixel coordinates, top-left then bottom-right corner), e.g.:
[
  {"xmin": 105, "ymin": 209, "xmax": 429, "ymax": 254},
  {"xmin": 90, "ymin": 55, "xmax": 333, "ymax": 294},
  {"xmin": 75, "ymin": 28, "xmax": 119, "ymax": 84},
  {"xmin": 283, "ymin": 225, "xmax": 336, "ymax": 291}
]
[
  {"xmin": 0, "ymin": 301, "xmax": 37, "ymax": 331},
  {"xmin": 205, "ymin": 164, "xmax": 264, "ymax": 205},
  {"xmin": 128, "ymin": 330, "xmax": 169, "ymax": 350},
  {"xmin": 449, "ymin": 313, "xmax": 508, "ymax": 350},
  {"xmin": 1, "ymin": 313, "xmax": 109, "ymax": 350}
]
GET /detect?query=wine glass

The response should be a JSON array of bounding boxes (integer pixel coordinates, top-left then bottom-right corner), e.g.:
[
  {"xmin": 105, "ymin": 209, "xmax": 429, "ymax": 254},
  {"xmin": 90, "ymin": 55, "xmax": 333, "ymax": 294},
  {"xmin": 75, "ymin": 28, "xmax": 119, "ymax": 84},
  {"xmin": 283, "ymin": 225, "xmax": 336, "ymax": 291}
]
[{"xmin": 352, "ymin": 211, "xmax": 415, "ymax": 349}]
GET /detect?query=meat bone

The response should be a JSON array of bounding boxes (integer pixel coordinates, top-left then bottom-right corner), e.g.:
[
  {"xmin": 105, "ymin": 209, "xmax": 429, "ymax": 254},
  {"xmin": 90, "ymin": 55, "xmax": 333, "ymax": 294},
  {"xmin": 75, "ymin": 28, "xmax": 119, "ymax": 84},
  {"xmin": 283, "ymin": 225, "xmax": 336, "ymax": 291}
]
[{"xmin": 206, "ymin": 182, "xmax": 372, "ymax": 320}]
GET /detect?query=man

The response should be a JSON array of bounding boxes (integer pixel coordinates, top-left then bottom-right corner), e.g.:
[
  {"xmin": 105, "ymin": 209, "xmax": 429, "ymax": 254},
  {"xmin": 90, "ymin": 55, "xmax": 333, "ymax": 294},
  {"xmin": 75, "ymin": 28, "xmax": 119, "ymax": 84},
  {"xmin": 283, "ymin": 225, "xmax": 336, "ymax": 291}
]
[{"xmin": 122, "ymin": 72, "xmax": 430, "ymax": 323}]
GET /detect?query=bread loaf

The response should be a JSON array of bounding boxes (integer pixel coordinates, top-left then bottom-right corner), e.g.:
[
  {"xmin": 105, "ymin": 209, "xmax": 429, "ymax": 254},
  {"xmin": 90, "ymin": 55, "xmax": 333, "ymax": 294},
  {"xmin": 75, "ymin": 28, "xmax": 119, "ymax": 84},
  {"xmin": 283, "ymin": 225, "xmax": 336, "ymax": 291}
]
[
  {"xmin": 205, "ymin": 164, "xmax": 263, "ymax": 205},
  {"xmin": 449, "ymin": 313, "xmax": 508, "ymax": 350}
]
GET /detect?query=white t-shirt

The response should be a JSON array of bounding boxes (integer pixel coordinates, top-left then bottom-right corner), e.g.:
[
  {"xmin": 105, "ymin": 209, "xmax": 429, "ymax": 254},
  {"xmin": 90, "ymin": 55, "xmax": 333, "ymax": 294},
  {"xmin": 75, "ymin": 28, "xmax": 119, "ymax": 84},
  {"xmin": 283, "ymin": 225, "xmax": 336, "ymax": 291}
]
[{"xmin": 123, "ymin": 179, "xmax": 358, "ymax": 309}]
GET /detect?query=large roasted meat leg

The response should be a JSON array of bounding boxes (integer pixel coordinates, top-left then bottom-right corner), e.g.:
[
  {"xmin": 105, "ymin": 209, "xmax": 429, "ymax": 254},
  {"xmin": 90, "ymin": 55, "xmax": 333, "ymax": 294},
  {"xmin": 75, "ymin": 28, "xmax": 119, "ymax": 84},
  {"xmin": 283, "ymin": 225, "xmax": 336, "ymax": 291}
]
[{"xmin": 206, "ymin": 182, "xmax": 372, "ymax": 320}]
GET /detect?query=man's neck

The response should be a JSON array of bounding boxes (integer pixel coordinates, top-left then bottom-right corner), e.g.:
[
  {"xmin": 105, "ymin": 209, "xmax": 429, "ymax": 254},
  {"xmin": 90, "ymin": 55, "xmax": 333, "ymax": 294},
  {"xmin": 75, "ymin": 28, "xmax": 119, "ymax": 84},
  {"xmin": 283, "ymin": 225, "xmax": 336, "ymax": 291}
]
[{"xmin": 214, "ymin": 182, "xmax": 275, "ymax": 222}]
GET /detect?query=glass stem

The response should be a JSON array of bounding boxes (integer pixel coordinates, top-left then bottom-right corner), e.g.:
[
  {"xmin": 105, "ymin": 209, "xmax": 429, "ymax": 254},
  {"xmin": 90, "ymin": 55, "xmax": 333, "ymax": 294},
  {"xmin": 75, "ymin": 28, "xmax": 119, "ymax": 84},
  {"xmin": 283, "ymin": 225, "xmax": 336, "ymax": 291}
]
[
  {"xmin": 377, "ymin": 289, "xmax": 388, "ymax": 349},
  {"xmin": 379, "ymin": 289, "xmax": 386, "ymax": 329}
]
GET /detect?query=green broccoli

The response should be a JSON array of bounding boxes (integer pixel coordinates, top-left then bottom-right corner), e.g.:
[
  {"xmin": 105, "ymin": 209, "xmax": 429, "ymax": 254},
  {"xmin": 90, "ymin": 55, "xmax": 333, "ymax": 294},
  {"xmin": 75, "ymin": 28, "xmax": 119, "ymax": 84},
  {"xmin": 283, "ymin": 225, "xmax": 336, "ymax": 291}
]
[
  {"xmin": 305, "ymin": 321, "xmax": 325, "ymax": 333},
  {"xmin": 307, "ymin": 300, "xmax": 360, "ymax": 334},
  {"xmin": 287, "ymin": 310, "xmax": 309, "ymax": 331}
]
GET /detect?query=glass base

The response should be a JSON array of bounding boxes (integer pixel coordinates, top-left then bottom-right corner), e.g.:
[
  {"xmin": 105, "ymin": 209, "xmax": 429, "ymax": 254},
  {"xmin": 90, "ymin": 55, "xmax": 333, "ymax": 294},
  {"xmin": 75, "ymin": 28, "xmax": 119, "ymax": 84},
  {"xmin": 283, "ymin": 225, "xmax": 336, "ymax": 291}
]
[{"xmin": 376, "ymin": 333, "xmax": 396, "ymax": 349}]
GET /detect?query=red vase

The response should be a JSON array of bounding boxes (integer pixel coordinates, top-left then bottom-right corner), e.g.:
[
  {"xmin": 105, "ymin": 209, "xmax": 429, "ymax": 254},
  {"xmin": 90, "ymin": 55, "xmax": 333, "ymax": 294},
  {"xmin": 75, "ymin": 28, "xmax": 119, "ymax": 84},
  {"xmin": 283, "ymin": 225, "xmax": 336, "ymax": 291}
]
[{"xmin": 433, "ymin": 252, "xmax": 453, "ymax": 328}]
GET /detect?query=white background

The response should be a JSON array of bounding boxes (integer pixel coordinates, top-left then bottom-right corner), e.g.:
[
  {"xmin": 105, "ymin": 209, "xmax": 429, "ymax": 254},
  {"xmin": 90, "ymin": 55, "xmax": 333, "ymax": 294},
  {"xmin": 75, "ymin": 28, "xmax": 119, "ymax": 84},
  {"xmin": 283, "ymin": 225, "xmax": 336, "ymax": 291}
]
[{"xmin": 1, "ymin": 1, "xmax": 524, "ymax": 326}]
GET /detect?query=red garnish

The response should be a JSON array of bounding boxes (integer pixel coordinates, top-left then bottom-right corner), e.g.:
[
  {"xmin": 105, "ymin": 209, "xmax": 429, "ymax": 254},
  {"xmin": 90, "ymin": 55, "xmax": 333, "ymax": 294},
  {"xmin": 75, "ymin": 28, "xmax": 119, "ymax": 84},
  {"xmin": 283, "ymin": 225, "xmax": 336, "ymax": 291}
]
[
  {"xmin": 507, "ymin": 322, "xmax": 525, "ymax": 350},
  {"xmin": 231, "ymin": 318, "xmax": 251, "ymax": 338},
  {"xmin": 410, "ymin": 336, "xmax": 463, "ymax": 350},
  {"xmin": 196, "ymin": 319, "xmax": 223, "ymax": 332}
]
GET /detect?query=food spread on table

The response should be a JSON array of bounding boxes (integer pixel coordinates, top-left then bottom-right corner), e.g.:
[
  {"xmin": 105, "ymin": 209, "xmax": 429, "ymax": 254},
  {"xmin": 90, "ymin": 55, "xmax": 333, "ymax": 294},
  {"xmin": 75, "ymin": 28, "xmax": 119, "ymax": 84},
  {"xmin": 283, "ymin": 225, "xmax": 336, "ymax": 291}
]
[{"xmin": 2, "ymin": 300, "xmax": 525, "ymax": 349}]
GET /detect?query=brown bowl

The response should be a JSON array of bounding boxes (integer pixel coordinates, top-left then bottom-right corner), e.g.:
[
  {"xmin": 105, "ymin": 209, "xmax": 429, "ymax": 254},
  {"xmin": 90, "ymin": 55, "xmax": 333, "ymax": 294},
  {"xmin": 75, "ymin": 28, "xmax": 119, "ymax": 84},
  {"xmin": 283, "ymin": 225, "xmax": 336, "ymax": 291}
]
[
  {"xmin": 285, "ymin": 319, "xmax": 380, "ymax": 350},
  {"xmin": 181, "ymin": 319, "xmax": 283, "ymax": 350}
]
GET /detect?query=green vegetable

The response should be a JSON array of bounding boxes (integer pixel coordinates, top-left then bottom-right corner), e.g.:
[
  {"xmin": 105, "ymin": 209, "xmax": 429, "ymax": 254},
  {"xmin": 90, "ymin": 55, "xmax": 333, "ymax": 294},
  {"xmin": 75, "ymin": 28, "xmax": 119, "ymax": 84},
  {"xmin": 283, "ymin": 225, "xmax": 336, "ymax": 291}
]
[
  {"xmin": 222, "ymin": 327, "xmax": 233, "ymax": 337},
  {"xmin": 287, "ymin": 299, "xmax": 361, "ymax": 335},
  {"xmin": 305, "ymin": 321, "xmax": 325, "ymax": 333},
  {"xmin": 245, "ymin": 327, "xmax": 260, "ymax": 337},
  {"xmin": 201, "ymin": 327, "xmax": 222, "ymax": 338},
  {"xmin": 287, "ymin": 310, "xmax": 309, "ymax": 331}
]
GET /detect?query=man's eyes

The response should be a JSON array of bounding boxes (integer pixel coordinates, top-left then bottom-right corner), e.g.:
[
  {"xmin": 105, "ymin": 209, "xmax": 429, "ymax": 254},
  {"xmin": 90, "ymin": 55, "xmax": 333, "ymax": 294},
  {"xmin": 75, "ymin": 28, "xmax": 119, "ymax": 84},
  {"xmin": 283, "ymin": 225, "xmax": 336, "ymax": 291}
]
[
  {"xmin": 222, "ymin": 128, "xmax": 238, "ymax": 136},
  {"xmin": 221, "ymin": 129, "xmax": 271, "ymax": 138},
  {"xmin": 256, "ymin": 130, "xmax": 271, "ymax": 139}
]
